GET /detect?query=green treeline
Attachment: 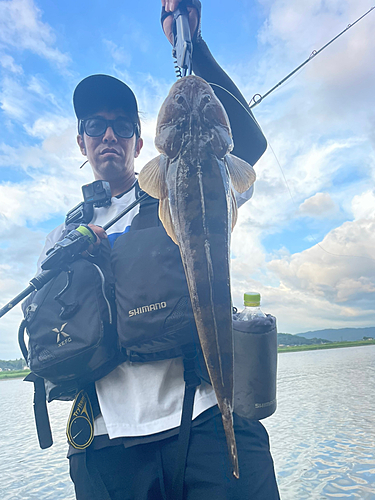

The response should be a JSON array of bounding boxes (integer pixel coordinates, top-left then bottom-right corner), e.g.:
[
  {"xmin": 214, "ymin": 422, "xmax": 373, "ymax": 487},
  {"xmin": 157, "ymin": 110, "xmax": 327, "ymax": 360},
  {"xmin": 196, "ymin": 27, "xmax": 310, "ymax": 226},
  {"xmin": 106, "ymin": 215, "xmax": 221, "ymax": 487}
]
[
  {"xmin": 0, "ymin": 359, "xmax": 29, "ymax": 380},
  {"xmin": 278, "ymin": 339, "xmax": 375, "ymax": 353},
  {"xmin": 0, "ymin": 358, "xmax": 26, "ymax": 371}
]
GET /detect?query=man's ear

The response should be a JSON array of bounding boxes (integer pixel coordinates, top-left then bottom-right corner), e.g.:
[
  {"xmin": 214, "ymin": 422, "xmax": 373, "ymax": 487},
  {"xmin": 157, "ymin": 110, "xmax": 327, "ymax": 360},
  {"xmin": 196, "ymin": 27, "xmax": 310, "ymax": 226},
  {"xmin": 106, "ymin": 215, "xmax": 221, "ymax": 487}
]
[
  {"xmin": 134, "ymin": 137, "xmax": 143, "ymax": 158},
  {"xmin": 77, "ymin": 135, "xmax": 87, "ymax": 156}
]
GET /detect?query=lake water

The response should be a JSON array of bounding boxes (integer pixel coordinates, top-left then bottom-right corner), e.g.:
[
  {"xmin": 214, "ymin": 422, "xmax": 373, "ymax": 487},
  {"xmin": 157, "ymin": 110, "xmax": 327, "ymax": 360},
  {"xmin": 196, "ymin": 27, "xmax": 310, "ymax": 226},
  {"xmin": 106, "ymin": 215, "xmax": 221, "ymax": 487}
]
[{"xmin": 1, "ymin": 345, "xmax": 374, "ymax": 499}]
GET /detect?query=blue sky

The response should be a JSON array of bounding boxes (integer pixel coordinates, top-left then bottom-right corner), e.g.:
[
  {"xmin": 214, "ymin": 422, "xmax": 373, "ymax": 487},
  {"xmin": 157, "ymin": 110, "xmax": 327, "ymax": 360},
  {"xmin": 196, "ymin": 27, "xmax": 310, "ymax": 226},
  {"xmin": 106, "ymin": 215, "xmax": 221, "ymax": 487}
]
[{"xmin": 0, "ymin": 0, "xmax": 375, "ymax": 358}]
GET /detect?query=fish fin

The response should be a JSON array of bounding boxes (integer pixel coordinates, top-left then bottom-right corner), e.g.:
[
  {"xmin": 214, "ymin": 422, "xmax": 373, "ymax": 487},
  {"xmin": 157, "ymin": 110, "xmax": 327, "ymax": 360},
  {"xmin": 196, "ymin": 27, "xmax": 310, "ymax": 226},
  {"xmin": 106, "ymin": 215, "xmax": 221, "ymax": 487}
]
[
  {"xmin": 231, "ymin": 189, "xmax": 238, "ymax": 231},
  {"xmin": 225, "ymin": 154, "xmax": 256, "ymax": 194},
  {"xmin": 138, "ymin": 155, "xmax": 168, "ymax": 199},
  {"xmin": 159, "ymin": 199, "xmax": 178, "ymax": 245}
]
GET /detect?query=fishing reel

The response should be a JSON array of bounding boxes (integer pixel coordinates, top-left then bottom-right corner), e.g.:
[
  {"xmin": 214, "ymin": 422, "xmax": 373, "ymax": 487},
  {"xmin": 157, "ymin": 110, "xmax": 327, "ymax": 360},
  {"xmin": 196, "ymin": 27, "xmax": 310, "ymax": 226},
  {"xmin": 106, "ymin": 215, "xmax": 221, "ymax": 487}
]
[{"xmin": 41, "ymin": 225, "xmax": 97, "ymax": 271}]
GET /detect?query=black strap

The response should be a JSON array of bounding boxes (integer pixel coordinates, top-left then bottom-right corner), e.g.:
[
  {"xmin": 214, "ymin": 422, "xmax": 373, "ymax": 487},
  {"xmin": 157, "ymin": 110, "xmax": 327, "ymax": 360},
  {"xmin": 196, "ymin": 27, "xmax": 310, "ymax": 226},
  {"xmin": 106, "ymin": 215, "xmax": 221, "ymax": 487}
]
[
  {"xmin": 18, "ymin": 319, "xmax": 28, "ymax": 360},
  {"xmin": 129, "ymin": 193, "xmax": 160, "ymax": 231},
  {"xmin": 24, "ymin": 372, "xmax": 53, "ymax": 449},
  {"xmin": 19, "ymin": 318, "xmax": 53, "ymax": 449},
  {"xmin": 170, "ymin": 346, "xmax": 201, "ymax": 500}
]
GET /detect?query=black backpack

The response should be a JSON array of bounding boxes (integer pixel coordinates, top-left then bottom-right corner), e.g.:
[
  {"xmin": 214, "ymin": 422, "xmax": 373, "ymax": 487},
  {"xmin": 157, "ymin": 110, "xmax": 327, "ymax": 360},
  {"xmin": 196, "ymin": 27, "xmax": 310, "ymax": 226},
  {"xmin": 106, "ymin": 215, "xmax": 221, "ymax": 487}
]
[{"xmin": 19, "ymin": 234, "xmax": 120, "ymax": 448}]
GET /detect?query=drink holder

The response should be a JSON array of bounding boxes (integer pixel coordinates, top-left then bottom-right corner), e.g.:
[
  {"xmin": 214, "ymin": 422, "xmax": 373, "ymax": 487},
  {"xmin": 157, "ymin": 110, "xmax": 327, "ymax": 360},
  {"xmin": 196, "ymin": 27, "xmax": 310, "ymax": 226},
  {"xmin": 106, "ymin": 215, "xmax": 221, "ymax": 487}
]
[{"xmin": 233, "ymin": 314, "xmax": 278, "ymax": 420}]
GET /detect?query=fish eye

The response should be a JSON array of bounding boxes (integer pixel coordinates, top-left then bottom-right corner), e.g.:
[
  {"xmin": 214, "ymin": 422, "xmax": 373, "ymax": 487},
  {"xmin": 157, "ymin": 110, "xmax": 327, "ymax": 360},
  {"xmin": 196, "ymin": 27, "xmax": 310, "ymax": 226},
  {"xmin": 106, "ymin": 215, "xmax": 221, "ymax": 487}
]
[
  {"xmin": 202, "ymin": 94, "xmax": 211, "ymax": 104},
  {"xmin": 175, "ymin": 94, "xmax": 184, "ymax": 104}
]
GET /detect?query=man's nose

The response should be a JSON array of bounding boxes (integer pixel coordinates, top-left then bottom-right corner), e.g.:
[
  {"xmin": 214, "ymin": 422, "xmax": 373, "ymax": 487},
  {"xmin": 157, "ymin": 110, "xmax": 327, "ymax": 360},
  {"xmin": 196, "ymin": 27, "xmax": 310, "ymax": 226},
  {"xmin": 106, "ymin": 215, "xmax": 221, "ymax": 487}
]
[{"xmin": 102, "ymin": 126, "xmax": 117, "ymax": 143}]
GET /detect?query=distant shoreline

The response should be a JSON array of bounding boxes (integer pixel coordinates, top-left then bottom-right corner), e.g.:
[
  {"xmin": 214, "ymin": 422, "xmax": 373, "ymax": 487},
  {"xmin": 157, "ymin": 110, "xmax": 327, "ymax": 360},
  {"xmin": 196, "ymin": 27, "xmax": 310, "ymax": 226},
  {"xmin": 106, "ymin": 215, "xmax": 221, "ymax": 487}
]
[
  {"xmin": 1, "ymin": 340, "xmax": 375, "ymax": 379},
  {"xmin": 0, "ymin": 370, "xmax": 30, "ymax": 381},
  {"xmin": 278, "ymin": 339, "xmax": 375, "ymax": 353}
]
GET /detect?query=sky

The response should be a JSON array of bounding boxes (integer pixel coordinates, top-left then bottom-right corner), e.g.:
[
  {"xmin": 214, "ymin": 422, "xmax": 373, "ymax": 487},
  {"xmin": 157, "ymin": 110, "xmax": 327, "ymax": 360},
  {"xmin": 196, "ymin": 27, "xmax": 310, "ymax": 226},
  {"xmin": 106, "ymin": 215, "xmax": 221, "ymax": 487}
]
[{"xmin": 0, "ymin": 0, "xmax": 374, "ymax": 359}]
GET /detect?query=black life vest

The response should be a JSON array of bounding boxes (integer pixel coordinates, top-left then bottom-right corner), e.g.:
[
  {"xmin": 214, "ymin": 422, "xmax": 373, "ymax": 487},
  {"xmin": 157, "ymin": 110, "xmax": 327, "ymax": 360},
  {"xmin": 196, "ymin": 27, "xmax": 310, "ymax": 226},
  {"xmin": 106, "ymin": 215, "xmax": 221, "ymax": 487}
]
[{"xmin": 111, "ymin": 194, "xmax": 202, "ymax": 363}]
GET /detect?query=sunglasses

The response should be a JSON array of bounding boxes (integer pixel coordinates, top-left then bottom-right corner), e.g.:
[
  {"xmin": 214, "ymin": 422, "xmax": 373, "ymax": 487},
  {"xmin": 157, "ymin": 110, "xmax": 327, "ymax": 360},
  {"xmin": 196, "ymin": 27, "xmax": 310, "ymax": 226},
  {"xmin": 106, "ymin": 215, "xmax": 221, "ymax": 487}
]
[{"xmin": 80, "ymin": 117, "xmax": 139, "ymax": 139}]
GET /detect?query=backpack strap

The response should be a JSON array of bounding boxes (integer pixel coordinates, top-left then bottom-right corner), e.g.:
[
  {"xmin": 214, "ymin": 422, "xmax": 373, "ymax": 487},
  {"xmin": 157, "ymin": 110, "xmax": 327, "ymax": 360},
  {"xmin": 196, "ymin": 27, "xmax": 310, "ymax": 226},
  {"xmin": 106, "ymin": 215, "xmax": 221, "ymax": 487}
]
[
  {"xmin": 19, "ymin": 318, "xmax": 53, "ymax": 449},
  {"xmin": 170, "ymin": 343, "xmax": 201, "ymax": 500},
  {"xmin": 24, "ymin": 372, "xmax": 53, "ymax": 449},
  {"xmin": 129, "ymin": 193, "xmax": 160, "ymax": 230}
]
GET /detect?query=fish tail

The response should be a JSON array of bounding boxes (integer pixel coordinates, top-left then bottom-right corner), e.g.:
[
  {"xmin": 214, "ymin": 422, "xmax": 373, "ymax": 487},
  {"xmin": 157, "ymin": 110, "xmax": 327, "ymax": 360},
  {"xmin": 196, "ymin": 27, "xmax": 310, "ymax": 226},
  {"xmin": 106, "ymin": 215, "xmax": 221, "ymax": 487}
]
[{"xmin": 221, "ymin": 405, "xmax": 239, "ymax": 479}]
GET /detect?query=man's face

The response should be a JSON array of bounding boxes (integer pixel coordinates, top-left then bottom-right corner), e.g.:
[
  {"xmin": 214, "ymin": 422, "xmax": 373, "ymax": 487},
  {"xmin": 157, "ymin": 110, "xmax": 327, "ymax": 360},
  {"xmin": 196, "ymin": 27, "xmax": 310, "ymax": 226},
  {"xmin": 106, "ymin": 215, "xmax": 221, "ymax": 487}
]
[{"xmin": 77, "ymin": 109, "xmax": 143, "ymax": 183}]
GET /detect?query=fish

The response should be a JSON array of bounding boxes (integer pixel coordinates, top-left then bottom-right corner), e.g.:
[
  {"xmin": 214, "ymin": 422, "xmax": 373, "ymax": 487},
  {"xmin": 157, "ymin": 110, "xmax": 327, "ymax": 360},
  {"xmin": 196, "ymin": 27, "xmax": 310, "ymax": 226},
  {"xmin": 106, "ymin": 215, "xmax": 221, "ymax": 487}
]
[{"xmin": 138, "ymin": 75, "xmax": 256, "ymax": 478}]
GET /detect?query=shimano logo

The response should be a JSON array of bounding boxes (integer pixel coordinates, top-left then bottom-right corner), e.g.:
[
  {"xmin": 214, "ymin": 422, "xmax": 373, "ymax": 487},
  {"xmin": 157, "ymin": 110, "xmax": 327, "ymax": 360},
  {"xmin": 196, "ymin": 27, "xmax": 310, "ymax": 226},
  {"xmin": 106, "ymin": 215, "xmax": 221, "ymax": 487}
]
[{"xmin": 129, "ymin": 302, "xmax": 167, "ymax": 317}]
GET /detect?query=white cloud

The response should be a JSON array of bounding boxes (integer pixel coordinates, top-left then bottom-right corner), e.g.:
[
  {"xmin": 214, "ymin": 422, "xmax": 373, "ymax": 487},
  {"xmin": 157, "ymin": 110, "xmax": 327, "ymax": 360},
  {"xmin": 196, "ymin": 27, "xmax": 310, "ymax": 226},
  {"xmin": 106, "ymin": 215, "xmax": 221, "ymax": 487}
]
[
  {"xmin": 260, "ymin": 0, "xmax": 375, "ymax": 120},
  {"xmin": 266, "ymin": 217, "xmax": 375, "ymax": 320},
  {"xmin": 0, "ymin": 73, "xmax": 67, "ymax": 127},
  {"xmin": 0, "ymin": 0, "xmax": 70, "ymax": 69},
  {"xmin": 103, "ymin": 40, "xmax": 132, "ymax": 67},
  {"xmin": 0, "ymin": 53, "xmax": 23, "ymax": 74},
  {"xmin": 0, "ymin": 119, "xmax": 95, "ymax": 226},
  {"xmin": 299, "ymin": 192, "xmax": 337, "ymax": 218},
  {"xmin": 230, "ymin": 215, "xmax": 375, "ymax": 334},
  {"xmin": 0, "ymin": 223, "xmax": 47, "ymax": 359},
  {"xmin": 351, "ymin": 190, "xmax": 375, "ymax": 220}
]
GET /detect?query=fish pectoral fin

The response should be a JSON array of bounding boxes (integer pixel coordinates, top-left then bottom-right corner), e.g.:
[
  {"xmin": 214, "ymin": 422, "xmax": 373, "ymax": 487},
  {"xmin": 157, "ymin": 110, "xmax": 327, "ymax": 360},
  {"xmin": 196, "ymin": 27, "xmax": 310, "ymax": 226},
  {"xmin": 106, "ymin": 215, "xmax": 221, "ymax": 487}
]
[
  {"xmin": 225, "ymin": 154, "xmax": 256, "ymax": 194},
  {"xmin": 231, "ymin": 189, "xmax": 238, "ymax": 231},
  {"xmin": 138, "ymin": 154, "xmax": 168, "ymax": 199},
  {"xmin": 159, "ymin": 199, "xmax": 178, "ymax": 245}
]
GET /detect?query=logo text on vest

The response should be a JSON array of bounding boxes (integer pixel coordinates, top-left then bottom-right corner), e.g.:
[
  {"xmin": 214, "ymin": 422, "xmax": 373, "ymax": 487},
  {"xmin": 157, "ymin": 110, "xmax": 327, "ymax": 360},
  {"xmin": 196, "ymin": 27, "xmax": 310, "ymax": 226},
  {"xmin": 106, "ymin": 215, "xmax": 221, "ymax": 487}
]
[{"xmin": 129, "ymin": 302, "xmax": 167, "ymax": 317}]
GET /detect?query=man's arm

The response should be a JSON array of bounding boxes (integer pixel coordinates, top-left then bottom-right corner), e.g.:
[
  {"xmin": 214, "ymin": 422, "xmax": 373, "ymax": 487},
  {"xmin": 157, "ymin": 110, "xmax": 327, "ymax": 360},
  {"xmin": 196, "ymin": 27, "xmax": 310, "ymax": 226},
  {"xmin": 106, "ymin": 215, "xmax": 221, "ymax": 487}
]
[
  {"xmin": 192, "ymin": 40, "xmax": 267, "ymax": 167},
  {"xmin": 161, "ymin": 0, "xmax": 267, "ymax": 167}
]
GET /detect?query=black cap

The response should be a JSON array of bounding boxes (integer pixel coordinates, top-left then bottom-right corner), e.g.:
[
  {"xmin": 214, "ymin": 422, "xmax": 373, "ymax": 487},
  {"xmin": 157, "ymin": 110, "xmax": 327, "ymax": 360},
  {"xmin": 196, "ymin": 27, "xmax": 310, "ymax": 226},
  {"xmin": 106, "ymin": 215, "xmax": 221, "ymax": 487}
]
[{"xmin": 73, "ymin": 74, "xmax": 139, "ymax": 122}]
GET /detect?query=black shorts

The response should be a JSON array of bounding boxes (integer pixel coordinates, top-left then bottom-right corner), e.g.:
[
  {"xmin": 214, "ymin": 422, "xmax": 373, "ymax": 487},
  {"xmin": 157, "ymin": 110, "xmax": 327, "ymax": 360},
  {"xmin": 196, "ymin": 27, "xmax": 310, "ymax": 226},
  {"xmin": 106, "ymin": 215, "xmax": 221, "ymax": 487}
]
[{"xmin": 69, "ymin": 411, "xmax": 280, "ymax": 500}]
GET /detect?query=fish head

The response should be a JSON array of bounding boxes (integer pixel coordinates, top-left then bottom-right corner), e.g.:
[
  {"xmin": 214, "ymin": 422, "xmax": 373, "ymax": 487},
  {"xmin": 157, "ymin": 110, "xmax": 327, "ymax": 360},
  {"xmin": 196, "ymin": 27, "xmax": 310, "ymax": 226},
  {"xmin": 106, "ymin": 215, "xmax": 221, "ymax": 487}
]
[{"xmin": 155, "ymin": 76, "xmax": 233, "ymax": 160}]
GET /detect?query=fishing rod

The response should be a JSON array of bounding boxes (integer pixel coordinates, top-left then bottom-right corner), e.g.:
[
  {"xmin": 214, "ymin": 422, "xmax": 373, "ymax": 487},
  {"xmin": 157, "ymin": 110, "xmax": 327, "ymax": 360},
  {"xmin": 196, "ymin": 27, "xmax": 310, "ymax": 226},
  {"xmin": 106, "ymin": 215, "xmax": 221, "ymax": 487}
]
[
  {"xmin": 0, "ymin": 189, "xmax": 150, "ymax": 319},
  {"xmin": 249, "ymin": 5, "xmax": 375, "ymax": 109}
]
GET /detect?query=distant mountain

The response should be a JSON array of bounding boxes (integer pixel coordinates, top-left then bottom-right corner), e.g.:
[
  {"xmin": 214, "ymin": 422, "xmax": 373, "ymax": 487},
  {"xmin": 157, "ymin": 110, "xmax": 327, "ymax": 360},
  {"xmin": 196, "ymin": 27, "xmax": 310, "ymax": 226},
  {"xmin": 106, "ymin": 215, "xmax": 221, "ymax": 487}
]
[
  {"xmin": 278, "ymin": 333, "xmax": 330, "ymax": 346},
  {"xmin": 295, "ymin": 327, "xmax": 375, "ymax": 342}
]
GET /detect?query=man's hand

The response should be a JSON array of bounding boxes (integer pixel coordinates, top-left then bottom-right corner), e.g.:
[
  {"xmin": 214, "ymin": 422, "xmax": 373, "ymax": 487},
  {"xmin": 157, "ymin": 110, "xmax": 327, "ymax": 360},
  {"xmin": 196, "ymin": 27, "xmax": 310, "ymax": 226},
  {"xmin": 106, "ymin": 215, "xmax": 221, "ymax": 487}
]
[
  {"xmin": 162, "ymin": 0, "xmax": 181, "ymax": 11},
  {"xmin": 88, "ymin": 225, "xmax": 108, "ymax": 244},
  {"xmin": 161, "ymin": 0, "xmax": 199, "ymax": 46},
  {"xmin": 82, "ymin": 224, "xmax": 107, "ymax": 257}
]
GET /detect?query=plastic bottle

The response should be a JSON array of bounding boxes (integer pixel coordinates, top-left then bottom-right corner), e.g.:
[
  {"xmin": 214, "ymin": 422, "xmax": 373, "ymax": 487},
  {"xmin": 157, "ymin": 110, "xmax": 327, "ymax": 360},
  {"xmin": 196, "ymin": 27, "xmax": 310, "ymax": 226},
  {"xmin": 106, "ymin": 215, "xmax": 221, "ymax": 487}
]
[{"xmin": 236, "ymin": 292, "xmax": 266, "ymax": 321}]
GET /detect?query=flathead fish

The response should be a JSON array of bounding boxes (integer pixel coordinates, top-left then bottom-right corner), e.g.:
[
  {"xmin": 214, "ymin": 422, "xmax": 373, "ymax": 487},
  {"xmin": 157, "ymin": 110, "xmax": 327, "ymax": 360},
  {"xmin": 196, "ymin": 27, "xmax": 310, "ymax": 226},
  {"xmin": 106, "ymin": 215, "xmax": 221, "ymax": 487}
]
[{"xmin": 139, "ymin": 75, "xmax": 256, "ymax": 478}]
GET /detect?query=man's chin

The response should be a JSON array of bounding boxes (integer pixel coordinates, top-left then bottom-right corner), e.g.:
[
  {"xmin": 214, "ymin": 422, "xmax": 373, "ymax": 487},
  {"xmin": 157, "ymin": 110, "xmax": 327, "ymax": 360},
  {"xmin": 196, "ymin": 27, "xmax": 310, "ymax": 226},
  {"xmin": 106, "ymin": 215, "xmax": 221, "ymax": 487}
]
[{"xmin": 94, "ymin": 160, "xmax": 125, "ymax": 179}]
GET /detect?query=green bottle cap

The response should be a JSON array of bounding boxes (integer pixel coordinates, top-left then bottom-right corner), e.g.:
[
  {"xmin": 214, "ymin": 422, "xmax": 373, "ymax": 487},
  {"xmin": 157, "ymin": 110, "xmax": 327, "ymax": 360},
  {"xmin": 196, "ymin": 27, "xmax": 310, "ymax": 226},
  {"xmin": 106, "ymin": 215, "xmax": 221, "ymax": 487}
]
[{"xmin": 244, "ymin": 292, "xmax": 261, "ymax": 307}]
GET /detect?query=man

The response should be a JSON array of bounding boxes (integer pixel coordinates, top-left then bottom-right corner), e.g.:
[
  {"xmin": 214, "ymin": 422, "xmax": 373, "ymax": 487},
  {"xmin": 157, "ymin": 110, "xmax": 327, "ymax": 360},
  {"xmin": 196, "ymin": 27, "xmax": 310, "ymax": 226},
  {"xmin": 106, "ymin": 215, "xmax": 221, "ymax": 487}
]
[{"xmin": 35, "ymin": 1, "xmax": 280, "ymax": 498}]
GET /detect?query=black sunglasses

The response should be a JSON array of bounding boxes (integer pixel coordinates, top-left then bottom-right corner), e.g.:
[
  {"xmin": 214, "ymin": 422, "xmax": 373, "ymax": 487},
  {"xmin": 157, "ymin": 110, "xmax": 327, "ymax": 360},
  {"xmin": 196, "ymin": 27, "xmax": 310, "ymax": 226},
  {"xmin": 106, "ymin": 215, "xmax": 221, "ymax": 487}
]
[{"xmin": 80, "ymin": 117, "xmax": 139, "ymax": 139}]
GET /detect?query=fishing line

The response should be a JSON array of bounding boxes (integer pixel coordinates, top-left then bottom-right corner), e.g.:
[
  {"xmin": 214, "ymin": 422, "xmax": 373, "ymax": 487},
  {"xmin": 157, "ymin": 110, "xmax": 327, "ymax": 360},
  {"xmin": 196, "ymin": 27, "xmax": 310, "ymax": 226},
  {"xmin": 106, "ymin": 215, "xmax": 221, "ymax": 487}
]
[
  {"xmin": 207, "ymin": 82, "xmax": 264, "ymax": 134},
  {"xmin": 249, "ymin": 5, "xmax": 375, "ymax": 109},
  {"xmin": 207, "ymin": 84, "xmax": 375, "ymax": 264}
]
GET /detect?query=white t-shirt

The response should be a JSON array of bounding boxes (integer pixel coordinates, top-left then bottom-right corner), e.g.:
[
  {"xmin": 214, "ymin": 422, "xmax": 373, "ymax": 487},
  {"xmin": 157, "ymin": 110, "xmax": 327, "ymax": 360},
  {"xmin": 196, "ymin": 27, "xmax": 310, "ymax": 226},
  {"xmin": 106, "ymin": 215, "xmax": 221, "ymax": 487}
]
[{"xmin": 39, "ymin": 183, "xmax": 253, "ymax": 438}]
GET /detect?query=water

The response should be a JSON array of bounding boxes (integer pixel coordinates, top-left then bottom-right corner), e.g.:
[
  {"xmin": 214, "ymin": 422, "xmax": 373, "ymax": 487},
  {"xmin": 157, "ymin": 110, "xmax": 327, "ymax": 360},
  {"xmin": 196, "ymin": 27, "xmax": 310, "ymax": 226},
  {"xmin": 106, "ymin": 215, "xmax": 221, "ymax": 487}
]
[
  {"xmin": 264, "ymin": 345, "xmax": 375, "ymax": 499},
  {"xmin": 0, "ymin": 345, "xmax": 374, "ymax": 499},
  {"xmin": 0, "ymin": 379, "xmax": 75, "ymax": 500}
]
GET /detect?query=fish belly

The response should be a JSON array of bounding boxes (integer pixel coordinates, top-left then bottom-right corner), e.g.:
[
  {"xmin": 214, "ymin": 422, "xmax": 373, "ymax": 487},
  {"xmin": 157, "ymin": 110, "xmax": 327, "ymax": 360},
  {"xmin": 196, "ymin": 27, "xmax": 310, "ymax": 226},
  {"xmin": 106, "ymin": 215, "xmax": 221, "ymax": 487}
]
[
  {"xmin": 167, "ymin": 150, "xmax": 233, "ymax": 408},
  {"xmin": 167, "ymin": 149, "xmax": 239, "ymax": 477}
]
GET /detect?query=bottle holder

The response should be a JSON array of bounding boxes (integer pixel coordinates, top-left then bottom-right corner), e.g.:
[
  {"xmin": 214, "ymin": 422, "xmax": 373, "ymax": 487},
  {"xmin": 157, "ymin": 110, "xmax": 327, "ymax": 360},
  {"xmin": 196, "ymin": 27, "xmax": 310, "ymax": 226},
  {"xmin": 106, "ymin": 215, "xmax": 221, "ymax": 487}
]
[{"xmin": 233, "ymin": 314, "xmax": 277, "ymax": 420}]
